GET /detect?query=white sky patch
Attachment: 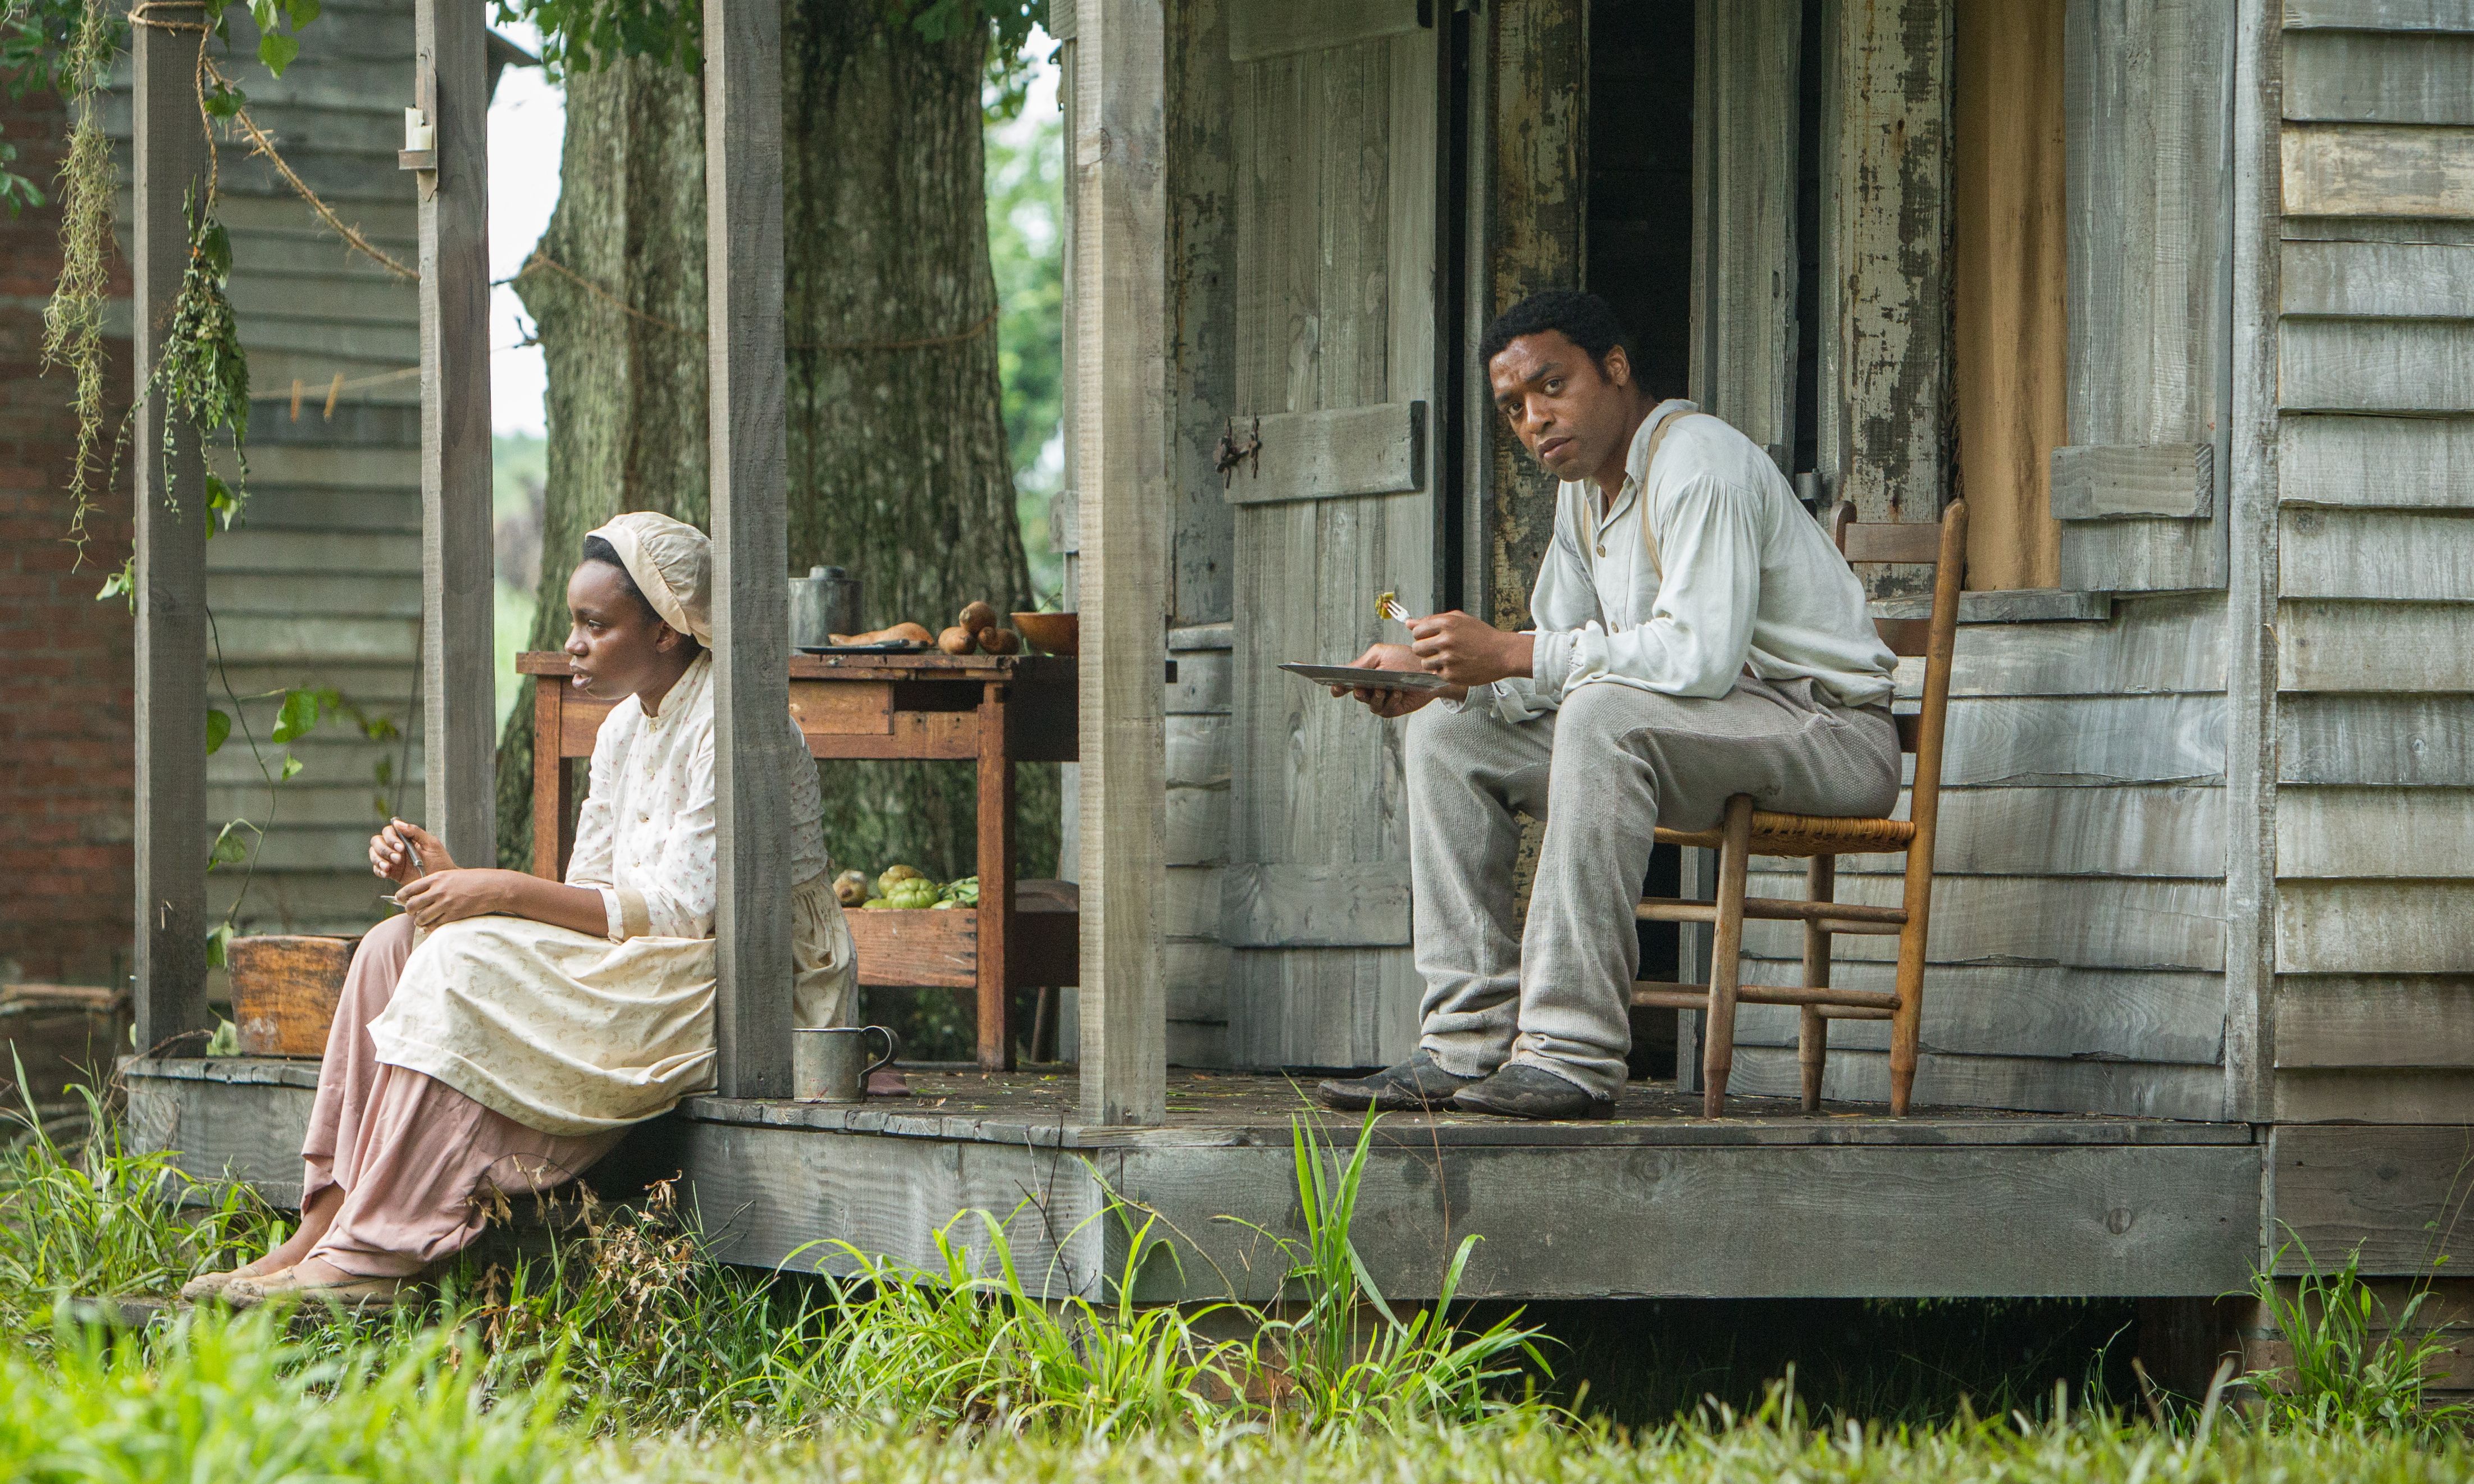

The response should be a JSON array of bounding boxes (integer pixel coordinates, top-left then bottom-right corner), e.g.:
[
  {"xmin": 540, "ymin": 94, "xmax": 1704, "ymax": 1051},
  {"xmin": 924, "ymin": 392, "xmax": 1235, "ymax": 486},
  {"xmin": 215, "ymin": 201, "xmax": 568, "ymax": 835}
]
[{"xmin": 488, "ymin": 20, "xmax": 562, "ymax": 437}]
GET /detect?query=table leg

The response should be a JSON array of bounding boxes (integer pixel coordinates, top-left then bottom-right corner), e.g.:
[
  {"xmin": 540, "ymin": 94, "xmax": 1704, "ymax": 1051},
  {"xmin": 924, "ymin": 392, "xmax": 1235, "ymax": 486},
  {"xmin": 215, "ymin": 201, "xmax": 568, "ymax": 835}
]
[{"xmin": 976, "ymin": 681, "xmax": 1017, "ymax": 1071}]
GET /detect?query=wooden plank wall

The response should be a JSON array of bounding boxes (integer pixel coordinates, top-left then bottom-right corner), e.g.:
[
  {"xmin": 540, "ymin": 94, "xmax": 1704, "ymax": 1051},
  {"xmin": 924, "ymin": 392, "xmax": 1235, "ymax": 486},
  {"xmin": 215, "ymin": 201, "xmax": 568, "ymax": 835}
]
[
  {"xmin": 1723, "ymin": 595, "xmax": 2238, "ymax": 1120},
  {"xmin": 2271, "ymin": 1, "xmax": 2474, "ymax": 1165},
  {"xmin": 109, "ymin": 1, "xmax": 445, "ymax": 939}
]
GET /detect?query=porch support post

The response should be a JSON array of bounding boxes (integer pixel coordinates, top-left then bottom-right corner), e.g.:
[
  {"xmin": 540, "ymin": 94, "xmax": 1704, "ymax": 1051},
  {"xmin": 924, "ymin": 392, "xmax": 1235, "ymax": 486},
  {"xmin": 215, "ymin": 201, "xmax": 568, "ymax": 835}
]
[
  {"xmin": 704, "ymin": 0, "xmax": 796, "ymax": 1097},
  {"xmin": 131, "ymin": 10, "xmax": 211, "ymax": 1055},
  {"xmin": 414, "ymin": 0, "xmax": 497, "ymax": 866},
  {"xmin": 1071, "ymin": 0, "xmax": 1168, "ymax": 1126}
]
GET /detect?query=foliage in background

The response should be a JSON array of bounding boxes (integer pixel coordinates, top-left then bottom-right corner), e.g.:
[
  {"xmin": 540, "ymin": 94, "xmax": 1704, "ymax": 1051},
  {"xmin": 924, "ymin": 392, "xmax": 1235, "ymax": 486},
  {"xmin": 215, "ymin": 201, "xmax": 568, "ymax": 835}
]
[
  {"xmin": 498, "ymin": 0, "xmax": 1047, "ymax": 90},
  {"xmin": 986, "ymin": 77, "xmax": 1062, "ymax": 604}
]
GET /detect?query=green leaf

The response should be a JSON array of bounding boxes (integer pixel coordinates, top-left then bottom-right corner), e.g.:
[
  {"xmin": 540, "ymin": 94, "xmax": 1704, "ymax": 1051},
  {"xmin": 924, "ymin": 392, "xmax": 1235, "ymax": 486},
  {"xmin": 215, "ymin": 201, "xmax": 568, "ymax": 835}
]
[
  {"xmin": 280, "ymin": 753, "xmax": 304, "ymax": 781},
  {"xmin": 94, "ymin": 557, "xmax": 134, "ymax": 609},
  {"xmin": 206, "ymin": 820, "xmax": 252, "ymax": 871},
  {"xmin": 204, "ymin": 921, "xmax": 235, "ymax": 970},
  {"xmin": 205, "ymin": 708, "xmax": 231, "ymax": 756},
  {"xmin": 270, "ymin": 687, "xmax": 321, "ymax": 744},
  {"xmin": 257, "ymin": 28, "xmax": 299, "ymax": 76},
  {"xmin": 285, "ymin": 0, "xmax": 322, "ymax": 28}
]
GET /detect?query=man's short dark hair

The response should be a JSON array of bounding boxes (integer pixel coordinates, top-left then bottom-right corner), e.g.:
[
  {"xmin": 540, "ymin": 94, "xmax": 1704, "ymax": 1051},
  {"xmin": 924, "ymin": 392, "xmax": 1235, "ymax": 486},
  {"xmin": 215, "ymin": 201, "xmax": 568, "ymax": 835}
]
[
  {"xmin": 1475, "ymin": 289, "xmax": 1633, "ymax": 375},
  {"xmin": 579, "ymin": 533, "xmax": 660, "ymax": 624}
]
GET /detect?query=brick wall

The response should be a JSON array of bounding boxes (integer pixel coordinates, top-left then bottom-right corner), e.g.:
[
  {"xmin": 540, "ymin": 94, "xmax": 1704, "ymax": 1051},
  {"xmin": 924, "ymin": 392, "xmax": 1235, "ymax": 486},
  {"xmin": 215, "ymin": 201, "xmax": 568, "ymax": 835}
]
[{"xmin": 0, "ymin": 80, "xmax": 135, "ymax": 987}]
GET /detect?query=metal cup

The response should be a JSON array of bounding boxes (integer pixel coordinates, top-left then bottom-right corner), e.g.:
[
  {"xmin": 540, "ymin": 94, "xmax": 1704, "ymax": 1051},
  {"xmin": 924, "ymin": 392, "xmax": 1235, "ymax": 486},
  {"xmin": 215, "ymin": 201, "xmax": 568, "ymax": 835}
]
[
  {"xmin": 792, "ymin": 1024, "xmax": 899, "ymax": 1102},
  {"xmin": 788, "ymin": 565, "xmax": 862, "ymax": 649}
]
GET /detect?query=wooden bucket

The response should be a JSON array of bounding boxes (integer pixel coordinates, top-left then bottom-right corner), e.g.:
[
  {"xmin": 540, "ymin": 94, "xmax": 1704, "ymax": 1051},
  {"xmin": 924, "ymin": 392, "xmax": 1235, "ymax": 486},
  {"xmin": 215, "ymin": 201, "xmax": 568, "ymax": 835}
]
[{"xmin": 227, "ymin": 935, "xmax": 359, "ymax": 1057}]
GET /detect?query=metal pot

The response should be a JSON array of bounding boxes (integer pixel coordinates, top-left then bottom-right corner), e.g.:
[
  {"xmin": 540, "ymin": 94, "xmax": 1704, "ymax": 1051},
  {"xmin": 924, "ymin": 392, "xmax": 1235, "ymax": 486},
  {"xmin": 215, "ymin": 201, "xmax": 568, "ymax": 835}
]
[{"xmin": 788, "ymin": 566, "xmax": 861, "ymax": 648}]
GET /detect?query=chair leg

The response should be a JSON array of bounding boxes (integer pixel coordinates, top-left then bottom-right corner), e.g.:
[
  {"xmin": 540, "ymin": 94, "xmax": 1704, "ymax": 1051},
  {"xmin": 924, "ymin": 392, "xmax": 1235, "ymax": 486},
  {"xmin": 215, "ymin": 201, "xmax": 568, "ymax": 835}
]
[
  {"xmin": 1799, "ymin": 854, "xmax": 1836, "ymax": 1115},
  {"xmin": 1700, "ymin": 796, "xmax": 1755, "ymax": 1119},
  {"xmin": 1889, "ymin": 857, "xmax": 1931, "ymax": 1117}
]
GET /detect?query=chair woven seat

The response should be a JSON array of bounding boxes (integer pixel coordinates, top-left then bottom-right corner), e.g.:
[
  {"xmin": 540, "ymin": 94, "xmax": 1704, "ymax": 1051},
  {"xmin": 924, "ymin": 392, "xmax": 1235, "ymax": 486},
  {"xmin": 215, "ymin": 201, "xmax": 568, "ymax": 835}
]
[{"xmin": 1655, "ymin": 812, "xmax": 1917, "ymax": 857}]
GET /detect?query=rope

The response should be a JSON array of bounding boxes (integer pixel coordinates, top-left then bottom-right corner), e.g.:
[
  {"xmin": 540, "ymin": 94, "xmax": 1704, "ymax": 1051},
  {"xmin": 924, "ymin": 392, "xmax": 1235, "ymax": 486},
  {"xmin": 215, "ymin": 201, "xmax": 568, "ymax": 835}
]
[
  {"xmin": 209, "ymin": 58, "xmax": 417, "ymax": 280},
  {"xmin": 511, "ymin": 251, "xmax": 1001, "ymax": 353},
  {"xmin": 126, "ymin": 0, "xmax": 208, "ymax": 33}
]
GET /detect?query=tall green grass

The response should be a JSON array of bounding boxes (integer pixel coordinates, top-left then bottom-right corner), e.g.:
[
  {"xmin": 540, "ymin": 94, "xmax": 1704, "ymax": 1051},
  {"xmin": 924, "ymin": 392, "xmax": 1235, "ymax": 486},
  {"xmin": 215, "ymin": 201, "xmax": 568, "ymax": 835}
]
[{"xmin": 2244, "ymin": 1239, "xmax": 2470, "ymax": 1439}]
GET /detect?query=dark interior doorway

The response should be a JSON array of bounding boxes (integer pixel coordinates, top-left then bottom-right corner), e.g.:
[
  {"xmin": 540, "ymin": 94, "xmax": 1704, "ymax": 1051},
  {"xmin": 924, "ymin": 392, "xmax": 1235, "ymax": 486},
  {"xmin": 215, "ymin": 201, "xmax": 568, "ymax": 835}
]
[
  {"xmin": 1587, "ymin": 0, "xmax": 1694, "ymax": 1074},
  {"xmin": 1587, "ymin": 0, "xmax": 1695, "ymax": 401}
]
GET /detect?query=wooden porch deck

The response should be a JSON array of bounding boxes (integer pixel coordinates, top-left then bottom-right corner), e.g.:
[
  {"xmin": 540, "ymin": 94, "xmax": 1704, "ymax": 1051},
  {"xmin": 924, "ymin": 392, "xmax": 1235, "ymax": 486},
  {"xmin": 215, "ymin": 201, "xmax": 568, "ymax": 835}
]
[{"xmin": 128, "ymin": 1060, "xmax": 2261, "ymax": 1304}]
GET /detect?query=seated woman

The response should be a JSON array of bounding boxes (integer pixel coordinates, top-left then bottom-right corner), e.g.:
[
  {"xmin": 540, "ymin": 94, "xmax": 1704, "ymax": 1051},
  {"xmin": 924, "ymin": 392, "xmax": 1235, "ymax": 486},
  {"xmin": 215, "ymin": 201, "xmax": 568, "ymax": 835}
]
[{"xmin": 185, "ymin": 512, "xmax": 854, "ymax": 1307}]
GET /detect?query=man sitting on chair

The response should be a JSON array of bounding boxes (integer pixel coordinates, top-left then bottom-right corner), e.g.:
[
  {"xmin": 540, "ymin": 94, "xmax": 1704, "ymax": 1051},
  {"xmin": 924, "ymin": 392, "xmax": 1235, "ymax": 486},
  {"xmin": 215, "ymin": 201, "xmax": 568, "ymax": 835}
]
[{"xmin": 1313, "ymin": 290, "xmax": 1901, "ymax": 1121}]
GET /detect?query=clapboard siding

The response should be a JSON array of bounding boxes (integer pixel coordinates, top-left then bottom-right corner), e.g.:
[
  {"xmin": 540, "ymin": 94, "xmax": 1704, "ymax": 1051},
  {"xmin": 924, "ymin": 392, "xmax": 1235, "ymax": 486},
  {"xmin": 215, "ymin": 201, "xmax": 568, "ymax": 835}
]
[
  {"xmin": 2276, "ymin": 976, "xmax": 2474, "ymax": 1067},
  {"xmin": 2285, "ymin": 0, "xmax": 2474, "ymax": 33},
  {"xmin": 1784, "ymin": 784, "xmax": 2224, "ymax": 878},
  {"xmin": 1931, "ymin": 694, "xmax": 2225, "ymax": 787},
  {"xmin": 1894, "ymin": 596, "xmax": 2226, "ymax": 697},
  {"xmin": 2279, "ymin": 600, "xmax": 2474, "ymax": 690},
  {"xmin": 2281, "ymin": 414, "xmax": 2474, "ymax": 509},
  {"xmin": 2283, "ymin": 694, "xmax": 2474, "ymax": 784},
  {"xmin": 2275, "ymin": 1069, "xmax": 2474, "ymax": 1124},
  {"xmin": 2281, "ymin": 239, "xmax": 2474, "ymax": 315},
  {"xmin": 2281, "ymin": 319, "xmax": 2474, "ymax": 411},
  {"xmin": 1731, "ymin": 962, "xmax": 2226, "ymax": 1065},
  {"xmin": 1739, "ymin": 873, "xmax": 2225, "ymax": 972},
  {"xmin": 1165, "ymin": 634, "xmax": 1233, "ymax": 1055},
  {"xmin": 2280, "ymin": 508, "xmax": 2474, "ymax": 597},
  {"xmin": 1733, "ymin": 1048, "xmax": 2228, "ymax": 1122},
  {"xmin": 2278, "ymin": 880, "xmax": 2474, "ymax": 972},
  {"xmin": 2280, "ymin": 786, "xmax": 2474, "ymax": 875},
  {"xmin": 2284, "ymin": 31, "xmax": 2474, "ymax": 125},
  {"xmin": 2281, "ymin": 122, "xmax": 2474, "ymax": 218}
]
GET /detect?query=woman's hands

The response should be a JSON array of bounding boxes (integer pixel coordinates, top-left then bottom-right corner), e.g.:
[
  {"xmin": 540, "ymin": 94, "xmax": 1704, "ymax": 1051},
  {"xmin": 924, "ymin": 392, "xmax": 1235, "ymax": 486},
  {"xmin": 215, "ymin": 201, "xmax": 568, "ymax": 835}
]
[
  {"xmin": 393, "ymin": 868, "xmax": 531, "ymax": 930},
  {"xmin": 369, "ymin": 818, "xmax": 456, "ymax": 885}
]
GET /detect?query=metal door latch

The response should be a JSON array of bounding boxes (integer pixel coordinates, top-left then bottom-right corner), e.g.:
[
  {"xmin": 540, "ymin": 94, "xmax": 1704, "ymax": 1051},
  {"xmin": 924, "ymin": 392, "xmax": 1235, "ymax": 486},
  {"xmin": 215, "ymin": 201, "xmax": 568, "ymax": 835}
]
[{"xmin": 1213, "ymin": 415, "xmax": 1262, "ymax": 488}]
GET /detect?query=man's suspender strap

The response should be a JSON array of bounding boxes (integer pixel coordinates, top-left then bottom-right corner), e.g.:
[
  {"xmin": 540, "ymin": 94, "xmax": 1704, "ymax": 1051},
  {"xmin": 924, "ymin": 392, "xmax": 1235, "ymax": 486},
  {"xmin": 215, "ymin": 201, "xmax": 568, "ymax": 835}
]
[{"xmin": 1636, "ymin": 409, "xmax": 1705, "ymax": 581}]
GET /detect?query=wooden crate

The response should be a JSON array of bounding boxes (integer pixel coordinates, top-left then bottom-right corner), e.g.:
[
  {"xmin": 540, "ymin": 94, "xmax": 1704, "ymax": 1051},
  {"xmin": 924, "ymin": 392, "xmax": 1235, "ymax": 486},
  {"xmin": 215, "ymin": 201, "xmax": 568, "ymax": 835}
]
[
  {"xmin": 0, "ymin": 984, "xmax": 132, "ymax": 1104},
  {"xmin": 227, "ymin": 935, "xmax": 359, "ymax": 1057},
  {"xmin": 843, "ymin": 879, "xmax": 1078, "ymax": 991}
]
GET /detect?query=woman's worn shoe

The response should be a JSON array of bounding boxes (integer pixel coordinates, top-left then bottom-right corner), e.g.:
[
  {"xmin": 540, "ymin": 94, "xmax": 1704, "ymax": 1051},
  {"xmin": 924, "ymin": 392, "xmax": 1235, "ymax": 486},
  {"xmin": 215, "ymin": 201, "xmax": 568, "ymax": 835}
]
[
  {"xmin": 1449, "ymin": 1063, "xmax": 1615, "ymax": 1121},
  {"xmin": 1313, "ymin": 1052, "xmax": 1480, "ymax": 1112},
  {"xmin": 224, "ymin": 1268, "xmax": 416, "ymax": 1311}
]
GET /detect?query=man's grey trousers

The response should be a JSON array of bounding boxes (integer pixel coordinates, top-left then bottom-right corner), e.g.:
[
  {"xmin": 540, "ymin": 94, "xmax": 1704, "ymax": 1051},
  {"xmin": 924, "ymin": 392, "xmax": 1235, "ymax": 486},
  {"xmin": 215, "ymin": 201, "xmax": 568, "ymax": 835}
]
[{"xmin": 1404, "ymin": 677, "xmax": 1901, "ymax": 1099}]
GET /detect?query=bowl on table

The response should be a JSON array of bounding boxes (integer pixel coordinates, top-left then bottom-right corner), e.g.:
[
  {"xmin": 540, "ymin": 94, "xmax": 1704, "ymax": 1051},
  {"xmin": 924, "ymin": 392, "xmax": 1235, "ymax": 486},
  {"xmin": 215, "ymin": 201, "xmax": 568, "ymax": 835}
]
[{"xmin": 1010, "ymin": 611, "xmax": 1079, "ymax": 656}]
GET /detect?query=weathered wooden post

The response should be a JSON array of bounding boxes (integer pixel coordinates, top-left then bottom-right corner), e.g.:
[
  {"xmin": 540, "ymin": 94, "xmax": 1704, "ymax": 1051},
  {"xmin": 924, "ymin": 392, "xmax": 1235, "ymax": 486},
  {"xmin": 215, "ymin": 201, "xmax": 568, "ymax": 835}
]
[
  {"xmin": 1070, "ymin": 0, "xmax": 1169, "ymax": 1126},
  {"xmin": 131, "ymin": 6, "xmax": 212, "ymax": 1055},
  {"xmin": 412, "ymin": 0, "xmax": 497, "ymax": 869},
  {"xmin": 704, "ymin": 0, "xmax": 796, "ymax": 1098}
]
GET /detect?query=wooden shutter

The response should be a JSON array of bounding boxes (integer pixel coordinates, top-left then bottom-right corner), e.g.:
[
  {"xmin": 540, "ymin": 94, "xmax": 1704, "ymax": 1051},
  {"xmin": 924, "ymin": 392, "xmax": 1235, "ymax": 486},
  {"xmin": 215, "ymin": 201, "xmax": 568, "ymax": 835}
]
[
  {"xmin": 1222, "ymin": 0, "xmax": 1438, "ymax": 1070},
  {"xmin": 2055, "ymin": 0, "xmax": 2235, "ymax": 591}
]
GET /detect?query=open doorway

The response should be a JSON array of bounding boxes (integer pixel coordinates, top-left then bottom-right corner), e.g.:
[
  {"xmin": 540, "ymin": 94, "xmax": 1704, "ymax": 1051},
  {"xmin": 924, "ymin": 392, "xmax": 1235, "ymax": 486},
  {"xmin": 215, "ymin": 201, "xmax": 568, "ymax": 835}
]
[{"xmin": 1586, "ymin": 0, "xmax": 1695, "ymax": 1074}]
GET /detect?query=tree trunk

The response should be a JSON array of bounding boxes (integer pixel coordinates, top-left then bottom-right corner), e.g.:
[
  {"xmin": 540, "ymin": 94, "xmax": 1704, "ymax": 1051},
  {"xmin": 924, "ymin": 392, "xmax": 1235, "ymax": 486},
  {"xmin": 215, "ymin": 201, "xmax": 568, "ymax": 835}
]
[{"xmin": 496, "ymin": 12, "xmax": 1056, "ymax": 900}]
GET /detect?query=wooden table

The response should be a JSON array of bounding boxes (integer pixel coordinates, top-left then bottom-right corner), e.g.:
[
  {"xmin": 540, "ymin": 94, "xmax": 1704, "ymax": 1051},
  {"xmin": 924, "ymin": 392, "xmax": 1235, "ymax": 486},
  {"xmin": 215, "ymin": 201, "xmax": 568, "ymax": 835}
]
[{"xmin": 518, "ymin": 650, "xmax": 1079, "ymax": 1070}]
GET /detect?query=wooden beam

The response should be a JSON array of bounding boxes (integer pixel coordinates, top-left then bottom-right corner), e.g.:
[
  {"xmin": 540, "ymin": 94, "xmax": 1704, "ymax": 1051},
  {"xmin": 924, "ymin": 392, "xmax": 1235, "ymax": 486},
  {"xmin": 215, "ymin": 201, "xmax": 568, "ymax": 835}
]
[
  {"xmin": 2050, "ymin": 444, "xmax": 2215, "ymax": 520},
  {"xmin": 1072, "ymin": 0, "xmax": 1170, "ymax": 1126},
  {"xmin": 2226, "ymin": 0, "xmax": 2284, "ymax": 1124},
  {"xmin": 1218, "ymin": 401, "xmax": 1427, "ymax": 505},
  {"xmin": 131, "ymin": 11, "xmax": 213, "ymax": 1056},
  {"xmin": 413, "ymin": 0, "xmax": 496, "ymax": 868},
  {"xmin": 1828, "ymin": 0, "xmax": 1951, "ymax": 527},
  {"xmin": 704, "ymin": 0, "xmax": 796, "ymax": 1098}
]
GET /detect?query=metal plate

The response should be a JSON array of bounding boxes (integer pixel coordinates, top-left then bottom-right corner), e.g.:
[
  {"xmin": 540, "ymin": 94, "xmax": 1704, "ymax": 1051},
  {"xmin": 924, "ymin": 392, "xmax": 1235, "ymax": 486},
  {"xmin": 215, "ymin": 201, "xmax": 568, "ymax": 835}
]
[{"xmin": 1277, "ymin": 662, "xmax": 1449, "ymax": 693}]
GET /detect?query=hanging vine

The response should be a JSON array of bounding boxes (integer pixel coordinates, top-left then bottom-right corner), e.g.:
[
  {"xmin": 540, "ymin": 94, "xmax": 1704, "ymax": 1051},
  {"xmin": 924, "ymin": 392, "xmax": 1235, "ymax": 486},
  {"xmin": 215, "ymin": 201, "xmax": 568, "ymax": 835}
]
[{"xmin": 34, "ymin": 0, "xmax": 119, "ymax": 560}]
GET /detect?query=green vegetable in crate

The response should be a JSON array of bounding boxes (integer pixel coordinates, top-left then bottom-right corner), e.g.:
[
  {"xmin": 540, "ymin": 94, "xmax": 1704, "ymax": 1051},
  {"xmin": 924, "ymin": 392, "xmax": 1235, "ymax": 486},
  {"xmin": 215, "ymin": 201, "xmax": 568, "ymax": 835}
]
[
  {"xmin": 882, "ymin": 876, "xmax": 941, "ymax": 910},
  {"xmin": 876, "ymin": 864, "xmax": 924, "ymax": 898},
  {"xmin": 939, "ymin": 875, "xmax": 980, "ymax": 907}
]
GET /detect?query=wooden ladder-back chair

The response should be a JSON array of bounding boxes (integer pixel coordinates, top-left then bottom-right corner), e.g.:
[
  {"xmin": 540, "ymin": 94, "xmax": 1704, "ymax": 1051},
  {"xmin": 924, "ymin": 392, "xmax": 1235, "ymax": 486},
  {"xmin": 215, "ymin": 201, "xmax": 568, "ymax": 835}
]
[{"xmin": 1634, "ymin": 498, "xmax": 1968, "ymax": 1118}]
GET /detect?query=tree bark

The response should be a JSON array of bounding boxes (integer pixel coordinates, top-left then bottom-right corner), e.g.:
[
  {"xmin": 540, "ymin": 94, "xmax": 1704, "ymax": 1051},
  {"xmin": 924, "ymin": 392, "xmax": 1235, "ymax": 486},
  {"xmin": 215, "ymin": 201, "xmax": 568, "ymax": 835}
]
[{"xmin": 496, "ymin": 12, "xmax": 1056, "ymax": 899}]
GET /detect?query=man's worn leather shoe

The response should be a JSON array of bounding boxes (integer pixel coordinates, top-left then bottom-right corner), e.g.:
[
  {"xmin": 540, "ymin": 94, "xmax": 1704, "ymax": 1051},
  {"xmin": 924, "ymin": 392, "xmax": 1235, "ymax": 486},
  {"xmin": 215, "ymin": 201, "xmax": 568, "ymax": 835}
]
[
  {"xmin": 1313, "ymin": 1052, "xmax": 1478, "ymax": 1112},
  {"xmin": 1450, "ymin": 1062, "xmax": 1615, "ymax": 1120}
]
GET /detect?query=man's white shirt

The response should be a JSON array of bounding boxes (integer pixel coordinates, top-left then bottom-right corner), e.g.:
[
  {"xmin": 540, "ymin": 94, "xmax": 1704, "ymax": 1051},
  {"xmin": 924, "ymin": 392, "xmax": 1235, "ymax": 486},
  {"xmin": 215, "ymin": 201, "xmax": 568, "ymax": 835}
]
[{"xmin": 1459, "ymin": 399, "xmax": 1899, "ymax": 724}]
